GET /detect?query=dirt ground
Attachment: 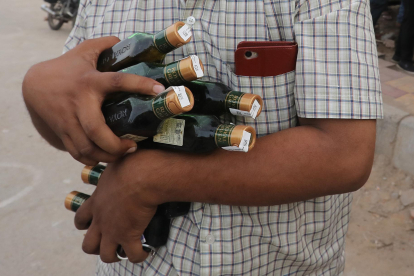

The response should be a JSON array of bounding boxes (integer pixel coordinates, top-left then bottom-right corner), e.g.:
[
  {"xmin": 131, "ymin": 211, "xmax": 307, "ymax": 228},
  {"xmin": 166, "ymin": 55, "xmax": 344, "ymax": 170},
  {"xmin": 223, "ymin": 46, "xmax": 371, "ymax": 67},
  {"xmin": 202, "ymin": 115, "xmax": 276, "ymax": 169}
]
[{"xmin": 344, "ymin": 155, "xmax": 414, "ymax": 276}]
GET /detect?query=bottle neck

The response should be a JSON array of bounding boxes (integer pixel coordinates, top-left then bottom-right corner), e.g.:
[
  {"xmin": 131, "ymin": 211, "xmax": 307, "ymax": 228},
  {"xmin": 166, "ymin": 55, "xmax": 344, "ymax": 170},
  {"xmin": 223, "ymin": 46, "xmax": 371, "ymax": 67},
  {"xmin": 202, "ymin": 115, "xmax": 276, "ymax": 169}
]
[
  {"xmin": 151, "ymin": 87, "xmax": 194, "ymax": 120},
  {"xmin": 214, "ymin": 124, "xmax": 256, "ymax": 152},
  {"xmin": 153, "ymin": 21, "xmax": 189, "ymax": 54},
  {"xmin": 214, "ymin": 124, "xmax": 237, "ymax": 148},
  {"xmin": 81, "ymin": 164, "xmax": 106, "ymax": 185},
  {"xmin": 65, "ymin": 191, "xmax": 90, "ymax": 212}
]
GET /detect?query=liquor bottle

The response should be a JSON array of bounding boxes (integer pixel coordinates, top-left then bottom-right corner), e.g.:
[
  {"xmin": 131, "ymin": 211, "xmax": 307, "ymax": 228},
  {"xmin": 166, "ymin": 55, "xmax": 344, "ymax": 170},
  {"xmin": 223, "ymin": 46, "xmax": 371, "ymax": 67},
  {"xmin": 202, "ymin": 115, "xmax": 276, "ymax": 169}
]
[
  {"xmin": 121, "ymin": 55, "xmax": 204, "ymax": 87},
  {"xmin": 102, "ymin": 86, "xmax": 194, "ymax": 143},
  {"xmin": 81, "ymin": 165, "xmax": 191, "ymax": 218},
  {"xmin": 183, "ymin": 80, "xmax": 263, "ymax": 119},
  {"xmin": 65, "ymin": 191, "xmax": 169, "ymax": 250},
  {"xmin": 149, "ymin": 114, "xmax": 257, "ymax": 153},
  {"xmin": 97, "ymin": 18, "xmax": 195, "ymax": 72}
]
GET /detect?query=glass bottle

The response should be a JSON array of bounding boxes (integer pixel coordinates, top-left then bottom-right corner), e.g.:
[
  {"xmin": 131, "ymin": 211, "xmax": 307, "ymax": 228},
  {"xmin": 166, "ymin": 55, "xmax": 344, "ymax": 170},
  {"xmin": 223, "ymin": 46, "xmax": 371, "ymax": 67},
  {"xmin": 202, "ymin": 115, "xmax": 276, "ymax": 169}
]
[
  {"xmin": 97, "ymin": 18, "xmax": 195, "ymax": 72},
  {"xmin": 121, "ymin": 55, "xmax": 204, "ymax": 87},
  {"xmin": 102, "ymin": 86, "xmax": 194, "ymax": 143},
  {"xmin": 148, "ymin": 114, "xmax": 257, "ymax": 153},
  {"xmin": 183, "ymin": 80, "xmax": 263, "ymax": 119}
]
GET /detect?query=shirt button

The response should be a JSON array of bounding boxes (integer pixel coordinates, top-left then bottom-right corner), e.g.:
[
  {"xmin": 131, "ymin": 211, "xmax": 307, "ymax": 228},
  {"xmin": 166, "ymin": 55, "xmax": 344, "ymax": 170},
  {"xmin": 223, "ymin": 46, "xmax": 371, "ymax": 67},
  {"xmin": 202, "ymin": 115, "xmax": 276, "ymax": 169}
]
[{"xmin": 205, "ymin": 234, "xmax": 215, "ymax": 244}]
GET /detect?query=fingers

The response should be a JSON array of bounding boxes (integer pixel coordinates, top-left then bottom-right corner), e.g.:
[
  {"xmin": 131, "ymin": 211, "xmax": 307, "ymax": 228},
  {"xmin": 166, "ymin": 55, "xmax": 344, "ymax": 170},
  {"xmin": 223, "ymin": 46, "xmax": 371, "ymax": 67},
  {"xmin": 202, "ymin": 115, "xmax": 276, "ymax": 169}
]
[
  {"xmin": 82, "ymin": 223, "xmax": 101, "ymax": 255},
  {"xmin": 61, "ymin": 134, "xmax": 98, "ymax": 166},
  {"xmin": 121, "ymin": 237, "xmax": 149, "ymax": 263},
  {"xmin": 76, "ymin": 101, "xmax": 137, "ymax": 156},
  {"xmin": 74, "ymin": 196, "xmax": 94, "ymax": 230},
  {"xmin": 92, "ymin": 71, "xmax": 165, "ymax": 96},
  {"xmin": 100, "ymin": 238, "xmax": 119, "ymax": 263}
]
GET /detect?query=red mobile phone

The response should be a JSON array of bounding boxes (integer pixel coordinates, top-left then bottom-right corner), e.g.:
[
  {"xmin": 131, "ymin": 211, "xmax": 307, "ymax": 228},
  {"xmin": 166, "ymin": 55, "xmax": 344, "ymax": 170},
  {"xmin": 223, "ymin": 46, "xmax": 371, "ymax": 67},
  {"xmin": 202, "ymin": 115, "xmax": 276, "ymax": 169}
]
[{"xmin": 234, "ymin": 41, "xmax": 298, "ymax": 76}]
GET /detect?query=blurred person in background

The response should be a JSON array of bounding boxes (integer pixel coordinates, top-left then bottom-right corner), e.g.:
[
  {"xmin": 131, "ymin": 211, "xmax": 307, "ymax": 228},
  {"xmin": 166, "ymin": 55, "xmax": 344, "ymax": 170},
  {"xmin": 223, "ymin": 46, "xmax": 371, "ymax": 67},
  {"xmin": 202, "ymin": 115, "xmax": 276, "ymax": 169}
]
[{"xmin": 393, "ymin": 0, "xmax": 414, "ymax": 73}]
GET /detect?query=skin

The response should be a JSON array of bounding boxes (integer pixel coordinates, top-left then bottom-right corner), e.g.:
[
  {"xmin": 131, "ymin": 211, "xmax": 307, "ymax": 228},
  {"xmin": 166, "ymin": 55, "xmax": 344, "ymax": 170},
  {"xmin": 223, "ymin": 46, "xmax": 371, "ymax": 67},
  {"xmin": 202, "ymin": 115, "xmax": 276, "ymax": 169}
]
[{"xmin": 23, "ymin": 37, "xmax": 377, "ymax": 264}]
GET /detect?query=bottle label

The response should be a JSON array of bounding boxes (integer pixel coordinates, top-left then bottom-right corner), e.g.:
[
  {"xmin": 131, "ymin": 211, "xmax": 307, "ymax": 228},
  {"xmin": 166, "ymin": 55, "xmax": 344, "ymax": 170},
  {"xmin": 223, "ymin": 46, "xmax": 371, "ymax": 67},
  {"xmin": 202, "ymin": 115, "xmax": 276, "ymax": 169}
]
[
  {"xmin": 229, "ymin": 99, "xmax": 261, "ymax": 119},
  {"xmin": 222, "ymin": 131, "xmax": 251, "ymax": 153},
  {"xmin": 153, "ymin": 118, "xmax": 185, "ymax": 146},
  {"xmin": 190, "ymin": 55, "xmax": 204, "ymax": 78},
  {"xmin": 214, "ymin": 124, "xmax": 236, "ymax": 148},
  {"xmin": 153, "ymin": 30, "xmax": 177, "ymax": 54},
  {"xmin": 225, "ymin": 91, "xmax": 244, "ymax": 110},
  {"xmin": 164, "ymin": 62, "xmax": 186, "ymax": 85},
  {"xmin": 152, "ymin": 92, "xmax": 175, "ymax": 120},
  {"xmin": 70, "ymin": 193, "xmax": 90, "ymax": 212},
  {"xmin": 88, "ymin": 164, "xmax": 106, "ymax": 185},
  {"xmin": 120, "ymin": 134, "xmax": 148, "ymax": 143}
]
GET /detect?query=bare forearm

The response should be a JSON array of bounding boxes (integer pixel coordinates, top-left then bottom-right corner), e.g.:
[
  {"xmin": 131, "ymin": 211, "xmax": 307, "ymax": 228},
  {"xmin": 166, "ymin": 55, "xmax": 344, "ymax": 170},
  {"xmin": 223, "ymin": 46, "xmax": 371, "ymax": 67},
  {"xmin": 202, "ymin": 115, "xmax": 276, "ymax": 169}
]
[{"xmin": 139, "ymin": 119, "xmax": 376, "ymax": 206}]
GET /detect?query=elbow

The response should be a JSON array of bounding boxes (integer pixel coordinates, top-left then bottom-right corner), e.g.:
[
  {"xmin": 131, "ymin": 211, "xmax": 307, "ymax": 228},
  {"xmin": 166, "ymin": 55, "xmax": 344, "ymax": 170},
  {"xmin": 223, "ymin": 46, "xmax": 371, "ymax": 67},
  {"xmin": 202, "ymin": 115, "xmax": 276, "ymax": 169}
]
[{"xmin": 341, "ymin": 152, "xmax": 375, "ymax": 193}]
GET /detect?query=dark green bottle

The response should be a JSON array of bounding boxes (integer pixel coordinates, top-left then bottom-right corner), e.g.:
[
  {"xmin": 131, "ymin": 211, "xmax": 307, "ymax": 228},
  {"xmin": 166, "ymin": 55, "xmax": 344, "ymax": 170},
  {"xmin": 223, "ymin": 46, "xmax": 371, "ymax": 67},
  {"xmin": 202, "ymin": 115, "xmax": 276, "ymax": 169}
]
[
  {"xmin": 121, "ymin": 55, "xmax": 204, "ymax": 87},
  {"xmin": 97, "ymin": 20, "xmax": 194, "ymax": 72},
  {"xmin": 148, "ymin": 114, "xmax": 257, "ymax": 153},
  {"xmin": 81, "ymin": 164, "xmax": 191, "ymax": 219},
  {"xmin": 64, "ymin": 191, "xmax": 170, "ymax": 250},
  {"xmin": 102, "ymin": 86, "xmax": 194, "ymax": 142},
  {"xmin": 183, "ymin": 81, "xmax": 263, "ymax": 119}
]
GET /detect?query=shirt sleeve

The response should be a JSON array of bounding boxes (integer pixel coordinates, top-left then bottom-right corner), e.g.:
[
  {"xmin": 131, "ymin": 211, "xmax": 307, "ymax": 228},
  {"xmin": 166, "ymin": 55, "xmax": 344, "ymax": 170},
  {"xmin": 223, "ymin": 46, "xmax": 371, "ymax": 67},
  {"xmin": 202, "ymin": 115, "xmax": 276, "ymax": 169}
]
[
  {"xmin": 63, "ymin": 0, "xmax": 91, "ymax": 53},
  {"xmin": 293, "ymin": 0, "xmax": 383, "ymax": 119}
]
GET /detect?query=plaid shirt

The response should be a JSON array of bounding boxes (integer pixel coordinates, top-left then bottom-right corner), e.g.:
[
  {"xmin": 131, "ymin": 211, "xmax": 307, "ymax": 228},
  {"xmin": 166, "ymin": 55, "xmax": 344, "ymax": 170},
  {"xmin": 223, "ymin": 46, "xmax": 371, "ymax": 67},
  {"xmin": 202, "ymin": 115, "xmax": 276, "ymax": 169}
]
[{"xmin": 65, "ymin": 0, "xmax": 382, "ymax": 275}]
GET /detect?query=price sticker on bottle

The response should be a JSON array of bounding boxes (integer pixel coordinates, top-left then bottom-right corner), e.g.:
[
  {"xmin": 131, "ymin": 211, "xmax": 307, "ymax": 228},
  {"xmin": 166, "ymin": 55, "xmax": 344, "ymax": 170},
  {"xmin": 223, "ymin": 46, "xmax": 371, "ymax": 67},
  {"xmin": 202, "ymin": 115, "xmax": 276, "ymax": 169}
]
[
  {"xmin": 222, "ymin": 131, "xmax": 251, "ymax": 153},
  {"xmin": 190, "ymin": 55, "xmax": 204, "ymax": 78},
  {"xmin": 229, "ymin": 100, "xmax": 261, "ymax": 119},
  {"xmin": 172, "ymin": 86, "xmax": 191, "ymax": 108},
  {"xmin": 178, "ymin": 24, "xmax": 192, "ymax": 41}
]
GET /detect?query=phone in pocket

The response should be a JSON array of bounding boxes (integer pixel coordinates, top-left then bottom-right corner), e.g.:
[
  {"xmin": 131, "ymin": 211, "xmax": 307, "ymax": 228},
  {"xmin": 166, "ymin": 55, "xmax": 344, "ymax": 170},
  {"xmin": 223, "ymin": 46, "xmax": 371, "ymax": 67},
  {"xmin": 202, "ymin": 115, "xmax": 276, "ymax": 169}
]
[{"xmin": 234, "ymin": 41, "xmax": 298, "ymax": 77}]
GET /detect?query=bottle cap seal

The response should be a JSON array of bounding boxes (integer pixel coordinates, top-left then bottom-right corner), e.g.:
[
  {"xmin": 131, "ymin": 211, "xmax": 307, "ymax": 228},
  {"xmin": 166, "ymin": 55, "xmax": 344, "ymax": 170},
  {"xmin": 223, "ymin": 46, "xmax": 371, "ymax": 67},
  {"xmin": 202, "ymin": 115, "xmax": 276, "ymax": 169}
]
[
  {"xmin": 239, "ymin": 94, "xmax": 263, "ymax": 118},
  {"xmin": 165, "ymin": 21, "xmax": 192, "ymax": 48},
  {"xmin": 81, "ymin": 166, "xmax": 93, "ymax": 184},
  {"xmin": 178, "ymin": 56, "xmax": 204, "ymax": 81},
  {"xmin": 230, "ymin": 125, "xmax": 257, "ymax": 152},
  {"xmin": 64, "ymin": 191, "xmax": 80, "ymax": 211},
  {"xmin": 165, "ymin": 86, "xmax": 195, "ymax": 115}
]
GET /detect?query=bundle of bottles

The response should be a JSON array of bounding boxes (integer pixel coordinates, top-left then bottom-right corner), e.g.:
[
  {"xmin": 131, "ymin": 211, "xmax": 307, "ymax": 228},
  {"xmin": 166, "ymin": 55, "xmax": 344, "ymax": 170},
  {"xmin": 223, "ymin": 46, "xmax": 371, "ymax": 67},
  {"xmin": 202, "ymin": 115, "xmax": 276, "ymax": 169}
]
[{"xmin": 65, "ymin": 17, "xmax": 264, "ymax": 254}]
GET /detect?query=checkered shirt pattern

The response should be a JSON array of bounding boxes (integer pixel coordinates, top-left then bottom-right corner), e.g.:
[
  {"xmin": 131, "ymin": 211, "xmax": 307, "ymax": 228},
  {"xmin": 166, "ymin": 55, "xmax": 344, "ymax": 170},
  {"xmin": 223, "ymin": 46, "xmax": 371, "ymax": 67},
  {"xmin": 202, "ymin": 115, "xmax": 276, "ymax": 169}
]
[{"xmin": 64, "ymin": 0, "xmax": 382, "ymax": 275}]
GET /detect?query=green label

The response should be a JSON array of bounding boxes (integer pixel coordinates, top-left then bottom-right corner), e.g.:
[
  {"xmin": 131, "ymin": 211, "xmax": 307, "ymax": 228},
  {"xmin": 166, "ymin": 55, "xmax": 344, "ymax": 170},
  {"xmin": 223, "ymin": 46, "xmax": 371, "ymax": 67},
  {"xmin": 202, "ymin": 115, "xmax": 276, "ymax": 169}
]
[
  {"xmin": 163, "ymin": 61, "xmax": 186, "ymax": 85},
  {"xmin": 71, "ymin": 193, "xmax": 90, "ymax": 212},
  {"xmin": 88, "ymin": 164, "xmax": 106, "ymax": 186},
  {"xmin": 153, "ymin": 30, "xmax": 176, "ymax": 54},
  {"xmin": 214, "ymin": 124, "xmax": 236, "ymax": 148},
  {"xmin": 152, "ymin": 92, "xmax": 174, "ymax": 120},
  {"xmin": 225, "ymin": 91, "xmax": 245, "ymax": 110}
]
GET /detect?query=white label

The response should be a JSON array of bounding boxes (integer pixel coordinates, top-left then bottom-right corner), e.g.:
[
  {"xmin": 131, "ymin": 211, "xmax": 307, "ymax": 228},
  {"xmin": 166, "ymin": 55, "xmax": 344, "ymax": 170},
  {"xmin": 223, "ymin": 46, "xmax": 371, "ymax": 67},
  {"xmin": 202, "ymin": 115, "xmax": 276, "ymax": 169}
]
[
  {"xmin": 120, "ymin": 134, "xmax": 148, "ymax": 143},
  {"xmin": 222, "ymin": 131, "xmax": 251, "ymax": 153},
  {"xmin": 171, "ymin": 86, "xmax": 191, "ymax": 108},
  {"xmin": 190, "ymin": 55, "xmax": 204, "ymax": 78},
  {"xmin": 250, "ymin": 100, "xmax": 260, "ymax": 119},
  {"xmin": 229, "ymin": 100, "xmax": 261, "ymax": 119},
  {"xmin": 178, "ymin": 24, "xmax": 192, "ymax": 41},
  {"xmin": 153, "ymin": 118, "xmax": 185, "ymax": 146}
]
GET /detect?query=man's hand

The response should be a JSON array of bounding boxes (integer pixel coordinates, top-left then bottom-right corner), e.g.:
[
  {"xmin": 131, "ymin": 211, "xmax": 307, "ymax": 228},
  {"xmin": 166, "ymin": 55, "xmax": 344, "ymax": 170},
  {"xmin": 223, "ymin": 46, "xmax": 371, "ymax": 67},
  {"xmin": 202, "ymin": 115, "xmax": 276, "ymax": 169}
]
[
  {"xmin": 22, "ymin": 37, "xmax": 166, "ymax": 165},
  {"xmin": 74, "ymin": 150, "xmax": 165, "ymax": 263}
]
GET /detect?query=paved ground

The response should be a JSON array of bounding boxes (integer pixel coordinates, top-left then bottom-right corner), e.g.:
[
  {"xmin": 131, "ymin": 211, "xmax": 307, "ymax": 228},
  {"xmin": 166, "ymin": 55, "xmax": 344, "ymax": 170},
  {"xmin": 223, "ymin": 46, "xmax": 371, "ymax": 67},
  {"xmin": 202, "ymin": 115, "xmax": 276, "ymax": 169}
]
[{"xmin": 0, "ymin": 1, "xmax": 413, "ymax": 276}]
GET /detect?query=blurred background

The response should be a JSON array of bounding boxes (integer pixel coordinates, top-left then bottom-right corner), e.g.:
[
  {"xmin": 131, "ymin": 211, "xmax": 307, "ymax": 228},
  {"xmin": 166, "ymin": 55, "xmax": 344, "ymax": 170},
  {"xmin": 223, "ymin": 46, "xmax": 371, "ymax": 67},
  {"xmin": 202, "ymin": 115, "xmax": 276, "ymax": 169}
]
[{"xmin": 0, "ymin": 1, "xmax": 413, "ymax": 275}]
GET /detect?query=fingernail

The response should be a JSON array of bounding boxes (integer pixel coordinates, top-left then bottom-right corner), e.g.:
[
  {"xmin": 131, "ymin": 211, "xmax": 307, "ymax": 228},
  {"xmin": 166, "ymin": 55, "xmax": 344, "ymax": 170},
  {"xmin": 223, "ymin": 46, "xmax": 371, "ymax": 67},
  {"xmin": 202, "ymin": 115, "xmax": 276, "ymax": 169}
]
[
  {"xmin": 124, "ymin": 147, "xmax": 137, "ymax": 155},
  {"xmin": 153, "ymin": 84, "xmax": 165, "ymax": 94}
]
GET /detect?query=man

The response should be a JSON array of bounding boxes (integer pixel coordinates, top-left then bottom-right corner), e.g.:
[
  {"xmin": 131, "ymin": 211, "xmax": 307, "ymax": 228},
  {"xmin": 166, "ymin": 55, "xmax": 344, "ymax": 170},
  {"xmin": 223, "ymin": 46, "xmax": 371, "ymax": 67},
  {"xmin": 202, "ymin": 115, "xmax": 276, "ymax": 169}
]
[{"xmin": 23, "ymin": 0, "xmax": 382, "ymax": 275}]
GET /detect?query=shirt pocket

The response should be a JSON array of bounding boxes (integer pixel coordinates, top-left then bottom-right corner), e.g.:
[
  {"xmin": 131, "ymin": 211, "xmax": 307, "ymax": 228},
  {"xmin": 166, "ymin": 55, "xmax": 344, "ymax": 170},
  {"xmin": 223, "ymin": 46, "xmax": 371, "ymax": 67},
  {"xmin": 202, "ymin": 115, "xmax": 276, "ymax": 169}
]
[{"xmin": 225, "ymin": 65, "xmax": 297, "ymax": 136}]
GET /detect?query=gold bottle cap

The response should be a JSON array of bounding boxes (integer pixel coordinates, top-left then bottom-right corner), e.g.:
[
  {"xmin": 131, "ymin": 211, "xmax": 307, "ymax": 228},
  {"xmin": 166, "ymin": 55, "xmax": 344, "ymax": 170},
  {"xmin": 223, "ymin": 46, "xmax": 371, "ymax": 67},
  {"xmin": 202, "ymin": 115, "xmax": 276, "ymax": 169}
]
[
  {"xmin": 239, "ymin": 94, "xmax": 263, "ymax": 117},
  {"xmin": 178, "ymin": 56, "xmax": 204, "ymax": 81},
  {"xmin": 165, "ymin": 87, "xmax": 195, "ymax": 115},
  {"xmin": 81, "ymin": 166, "xmax": 93, "ymax": 184},
  {"xmin": 64, "ymin": 191, "xmax": 80, "ymax": 211},
  {"xmin": 165, "ymin": 22, "xmax": 192, "ymax": 49},
  {"xmin": 230, "ymin": 125, "xmax": 257, "ymax": 152}
]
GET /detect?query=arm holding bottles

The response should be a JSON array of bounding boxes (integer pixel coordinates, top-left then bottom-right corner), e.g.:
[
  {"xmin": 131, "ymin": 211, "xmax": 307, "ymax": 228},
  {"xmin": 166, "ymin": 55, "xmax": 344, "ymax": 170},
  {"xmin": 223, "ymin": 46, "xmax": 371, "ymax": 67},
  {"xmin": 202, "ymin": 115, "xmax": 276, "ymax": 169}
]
[
  {"xmin": 74, "ymin": 117, "xmax": 376, "ymax": 263},
  {"xmin": 22, "ymin": 36, "xmax": 166, "ymax": 165}
]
